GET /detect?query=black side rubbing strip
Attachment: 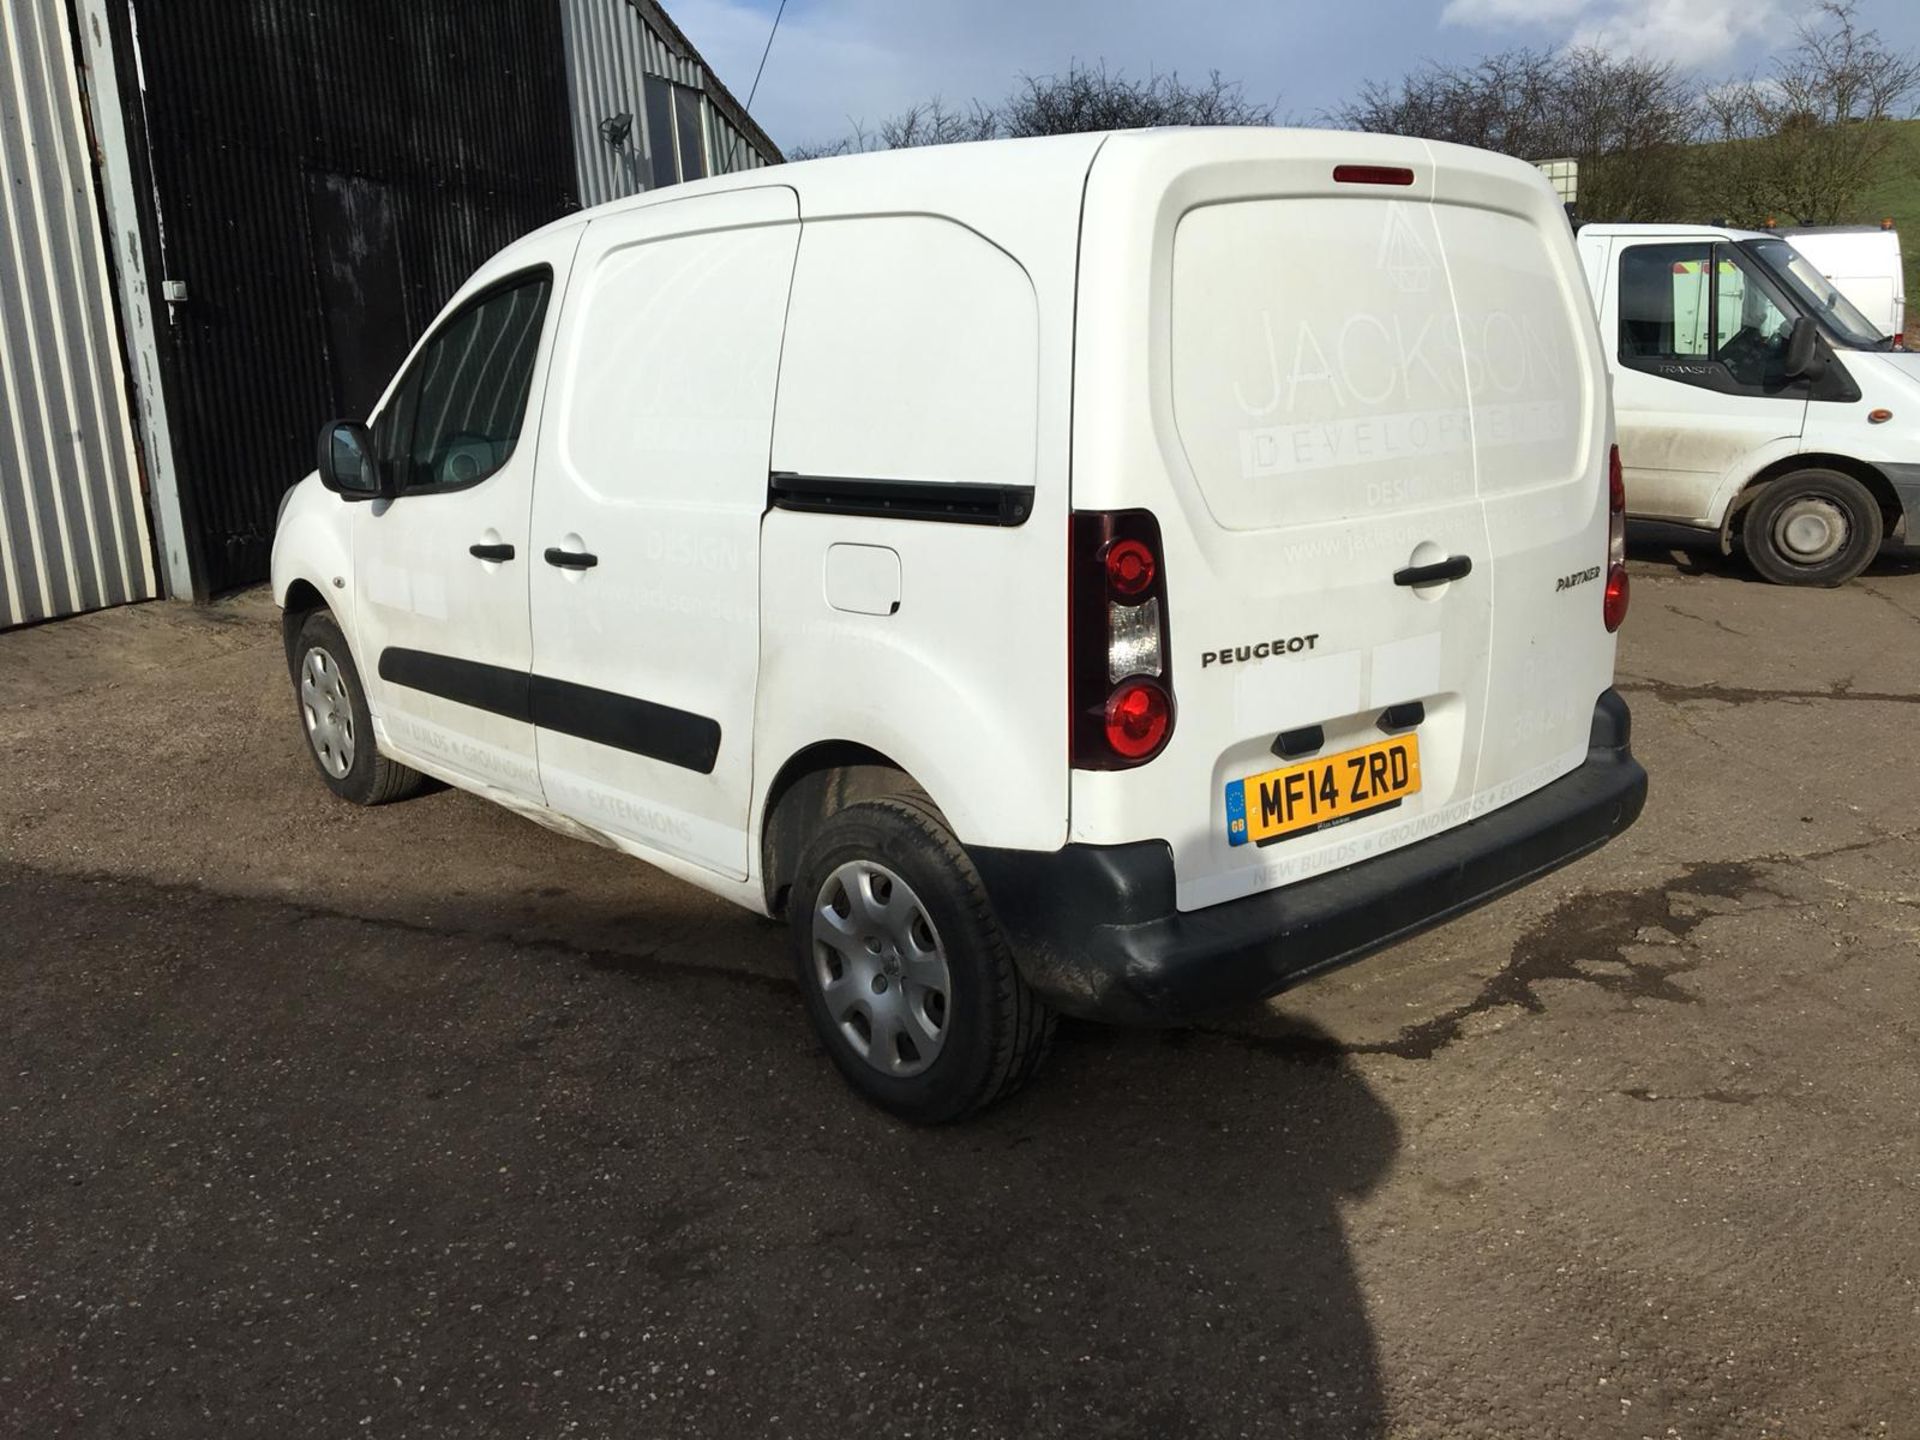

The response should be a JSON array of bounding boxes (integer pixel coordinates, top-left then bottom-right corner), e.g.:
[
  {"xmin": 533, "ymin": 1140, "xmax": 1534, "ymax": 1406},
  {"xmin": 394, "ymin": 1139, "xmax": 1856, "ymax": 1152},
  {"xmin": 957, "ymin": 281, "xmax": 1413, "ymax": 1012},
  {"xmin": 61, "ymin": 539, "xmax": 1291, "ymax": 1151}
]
[
  {"xmin": 378, "ymin": 649, "xmax": 721, "ymax": 774},
  {"xmin": 380, "ymin": 649, "xmax": 530, "ymax": 721},
  {"xmin": 769, "ymin": 472, "xmax": 1034, "ymax": 527},
  {"xmin": 528, "ymin": 675, "xmax": 721, "ymax": 775}
]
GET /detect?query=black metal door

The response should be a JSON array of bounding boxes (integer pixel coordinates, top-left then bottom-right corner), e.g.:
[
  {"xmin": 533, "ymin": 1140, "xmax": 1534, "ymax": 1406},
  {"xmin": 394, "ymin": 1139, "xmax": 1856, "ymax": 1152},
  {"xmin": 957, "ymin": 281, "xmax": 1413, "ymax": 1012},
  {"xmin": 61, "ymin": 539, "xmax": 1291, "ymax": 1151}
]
[
  {"xmin": 304, "ymin": 172, "xmax": 411, "ymax": 423},
  {"xmin": 102, "ymin": 0, "xmax": 579, "ymax": 595}
]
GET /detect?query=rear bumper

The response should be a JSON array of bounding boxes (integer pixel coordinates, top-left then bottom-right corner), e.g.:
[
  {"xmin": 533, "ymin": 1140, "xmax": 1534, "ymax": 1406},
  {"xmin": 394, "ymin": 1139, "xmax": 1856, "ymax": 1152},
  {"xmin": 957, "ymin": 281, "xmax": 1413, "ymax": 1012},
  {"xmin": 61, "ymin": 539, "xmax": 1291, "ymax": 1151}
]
[{"xmin": 970, "ymin": 690, "xmax": 1647, "ymax": 1025}]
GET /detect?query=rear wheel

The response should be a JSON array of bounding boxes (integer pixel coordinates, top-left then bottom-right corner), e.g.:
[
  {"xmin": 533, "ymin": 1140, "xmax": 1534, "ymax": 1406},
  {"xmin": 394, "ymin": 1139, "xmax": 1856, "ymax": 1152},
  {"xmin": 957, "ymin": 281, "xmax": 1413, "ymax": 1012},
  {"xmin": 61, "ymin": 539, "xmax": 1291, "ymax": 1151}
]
[
  {"xmin": 291, "ymin": 610, "xmax": 425, "ymax": 806},
  {"xmin": 1741, "ymin": 468, "xmax": 1882, "ymax": 587},
  {"xmin": 788, "ymin": 797, "xmax": 1053, "ymax": 1123}
]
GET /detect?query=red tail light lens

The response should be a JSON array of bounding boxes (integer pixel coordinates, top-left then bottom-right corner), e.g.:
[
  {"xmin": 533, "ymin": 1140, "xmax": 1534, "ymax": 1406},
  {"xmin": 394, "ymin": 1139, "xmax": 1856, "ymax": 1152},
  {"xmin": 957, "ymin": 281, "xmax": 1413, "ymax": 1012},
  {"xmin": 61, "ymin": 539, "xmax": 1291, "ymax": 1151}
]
[
  {"xmin": 1105, "ymin": 538, "xmax": 1156, "ymax": 597},
  {"xmin": 1604, "ymin": 565, "xmax": 1630, "ymax": 633},
  {"xmin": 1072, "ymin": 511, "xmax": 1175, "ymax": 768},
  {"xmin": 1105, "ymin": 680, "xmax": 1172, "ymax": 759},
  {"xmin": 1605, "ymin": 443, "xmax": 1629, "ymax": 632}
]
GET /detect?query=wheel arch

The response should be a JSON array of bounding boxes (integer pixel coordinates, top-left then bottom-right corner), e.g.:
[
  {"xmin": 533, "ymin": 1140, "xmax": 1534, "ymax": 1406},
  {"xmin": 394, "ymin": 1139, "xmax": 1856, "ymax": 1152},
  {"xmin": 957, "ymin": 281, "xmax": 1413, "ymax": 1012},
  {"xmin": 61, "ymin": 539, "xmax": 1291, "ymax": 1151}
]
[
  {"xmin": 1720, "ymin": 452, "xmax": 1903, "ymax": 550},
  {"xmin": 758, "ymin": 741, "xmax": 942, "ymax": 917},
  {"xmin": 280, "ymin": 578, "xmax": 331, "ymax": 676}
]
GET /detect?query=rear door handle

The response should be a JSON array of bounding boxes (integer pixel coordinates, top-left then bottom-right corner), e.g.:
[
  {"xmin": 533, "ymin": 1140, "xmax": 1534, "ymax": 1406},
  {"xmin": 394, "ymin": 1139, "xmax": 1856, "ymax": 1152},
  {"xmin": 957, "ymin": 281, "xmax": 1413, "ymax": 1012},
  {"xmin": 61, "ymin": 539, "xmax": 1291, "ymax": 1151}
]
[
  {"xmin": 544, "ymin": 547, "xmax": 598, "ymax": 570},
  {"xmin": 1394, "ymin": 555, "xmax": 1472, "ymax": 588},
  {"xmin": 469, "ymin": 542, "xmax": 515, "ymax": 562}
]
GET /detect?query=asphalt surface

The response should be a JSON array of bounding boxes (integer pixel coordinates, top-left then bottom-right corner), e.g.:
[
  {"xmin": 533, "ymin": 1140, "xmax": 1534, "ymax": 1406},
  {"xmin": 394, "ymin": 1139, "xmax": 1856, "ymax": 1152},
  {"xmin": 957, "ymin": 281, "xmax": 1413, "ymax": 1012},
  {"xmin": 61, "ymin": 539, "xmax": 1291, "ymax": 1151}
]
[{"xmin": 3, "ymin": 536, "xmax": 1918, "ymax": 1438}]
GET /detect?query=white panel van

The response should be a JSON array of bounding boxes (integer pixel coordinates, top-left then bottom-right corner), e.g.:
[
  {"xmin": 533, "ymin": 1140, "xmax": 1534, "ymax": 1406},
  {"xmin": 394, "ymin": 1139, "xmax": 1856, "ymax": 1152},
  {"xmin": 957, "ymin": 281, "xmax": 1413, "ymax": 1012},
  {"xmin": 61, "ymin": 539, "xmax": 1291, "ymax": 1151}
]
[
  {"xmin": 1780, "ymin": 224, "xmax": 1905, "ymax": 348},
  {"xmin": 273, "ymin": 130, "xmax": 1646, "ymax": 1121},
  {"xmin": 1578, "ymin": 223, "xmax": 1920, "ymax": 586}
]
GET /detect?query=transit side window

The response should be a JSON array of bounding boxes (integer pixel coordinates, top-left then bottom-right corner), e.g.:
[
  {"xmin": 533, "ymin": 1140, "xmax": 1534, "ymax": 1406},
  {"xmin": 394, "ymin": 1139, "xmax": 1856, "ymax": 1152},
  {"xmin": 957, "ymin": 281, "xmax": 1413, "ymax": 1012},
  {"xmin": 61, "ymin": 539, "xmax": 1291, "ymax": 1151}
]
[
  {"xmin": 1617, "ymin": 243, "xmax": 1798, "ymax": 391},
  {"xmin": 377, "ymin": 271, "xmax": 553, "ymax": 493},
  {"xmin": 1619, "ymin": 244, "xmax": 1711, "ymax": 360}
]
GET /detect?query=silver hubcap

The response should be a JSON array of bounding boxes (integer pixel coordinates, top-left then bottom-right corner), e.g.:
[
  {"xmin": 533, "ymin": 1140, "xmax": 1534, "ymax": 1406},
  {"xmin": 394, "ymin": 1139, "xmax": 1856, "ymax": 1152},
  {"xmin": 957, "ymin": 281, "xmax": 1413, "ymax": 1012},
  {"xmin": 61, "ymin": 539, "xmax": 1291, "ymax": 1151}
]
[
  {"xmin": 1775, "ymin": 496, "xmax": 1848, "ymax": 564},
  {"xmin": 300, "ymin": 646, "xmax": 356, "ymax": 779},
  {"xmin": 811, "ymin": 861, "xmax": 951, "ymax": 1078}
]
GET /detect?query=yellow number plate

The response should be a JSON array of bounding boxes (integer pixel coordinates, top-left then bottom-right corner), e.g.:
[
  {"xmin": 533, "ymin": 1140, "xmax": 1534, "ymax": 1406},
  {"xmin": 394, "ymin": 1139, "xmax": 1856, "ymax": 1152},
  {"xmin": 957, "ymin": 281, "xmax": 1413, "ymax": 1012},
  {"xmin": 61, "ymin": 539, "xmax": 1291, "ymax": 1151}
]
[{"xmin": 1226, "ymin": 735, "xmax": 1422, "ymax": 847}]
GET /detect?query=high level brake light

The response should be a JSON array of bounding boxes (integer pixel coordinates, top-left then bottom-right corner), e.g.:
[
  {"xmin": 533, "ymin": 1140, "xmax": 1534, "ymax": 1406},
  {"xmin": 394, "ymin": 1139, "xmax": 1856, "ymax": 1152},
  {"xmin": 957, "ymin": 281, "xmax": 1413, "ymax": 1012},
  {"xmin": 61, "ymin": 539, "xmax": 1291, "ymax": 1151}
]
[
  {"xmin": 1071, "ymin": 511, "xmax": 1175, "ymax": 768},
  {"xmin": 1604, "ymin": 444, "xmax": 1630, "ymax": 633}
]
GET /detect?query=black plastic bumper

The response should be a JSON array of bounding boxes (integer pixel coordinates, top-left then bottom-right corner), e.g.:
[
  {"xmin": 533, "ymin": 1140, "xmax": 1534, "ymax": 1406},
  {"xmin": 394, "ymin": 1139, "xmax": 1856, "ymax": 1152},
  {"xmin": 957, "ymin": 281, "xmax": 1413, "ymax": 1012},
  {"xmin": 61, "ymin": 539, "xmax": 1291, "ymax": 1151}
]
[
  {"xmin": 1885, "ymin": 462, "xmax": 1920, "ymax": 546},
  {"xmin": 970, "ymin": 690, "xmax": 1648, "ymax": 1025}
]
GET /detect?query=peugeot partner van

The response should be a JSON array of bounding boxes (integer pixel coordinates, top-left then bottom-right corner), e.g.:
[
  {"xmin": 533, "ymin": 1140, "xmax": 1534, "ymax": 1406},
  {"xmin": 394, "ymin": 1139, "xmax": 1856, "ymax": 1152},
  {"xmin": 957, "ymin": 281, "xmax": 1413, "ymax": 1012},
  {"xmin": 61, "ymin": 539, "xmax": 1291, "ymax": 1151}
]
[
  {"xmin": 1578, "ymin": 223, "xmax": 1920, "ymax": 586},
  {"xmin": 272, "ymin": 130, "xmax": 1646, "ymax": 1121}
]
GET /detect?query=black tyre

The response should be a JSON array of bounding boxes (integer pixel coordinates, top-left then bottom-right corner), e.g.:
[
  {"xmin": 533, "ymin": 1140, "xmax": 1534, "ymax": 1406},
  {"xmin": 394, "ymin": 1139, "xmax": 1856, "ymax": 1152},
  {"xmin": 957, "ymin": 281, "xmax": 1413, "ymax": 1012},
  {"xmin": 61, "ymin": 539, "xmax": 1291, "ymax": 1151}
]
[
  {"xmin": 290, "ymin": 610, "xmax": 425, "ymax": 806},
  {"xmin": 1740, "ymin": 468, "xmax": 1882, "ymax": 587},
  {"xmin": 788, "ymin": 797, "xmax": 1054, "ymax": 1123}
]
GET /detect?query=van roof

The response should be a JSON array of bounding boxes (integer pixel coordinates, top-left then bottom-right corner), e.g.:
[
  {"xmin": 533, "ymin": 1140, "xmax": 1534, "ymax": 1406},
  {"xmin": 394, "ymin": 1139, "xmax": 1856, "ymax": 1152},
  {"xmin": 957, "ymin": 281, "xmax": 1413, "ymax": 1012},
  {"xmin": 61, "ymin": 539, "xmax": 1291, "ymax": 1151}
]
[
  {"xmin": 511, "ymin": 125, "xmax": 1555, "ymax": 243},
  {"xmin": 1579, "ymin": 222, "xmax": 1774, "ymax": 243},
  {"xmin": 536, "ymin": 129, "xmax": 1113, "ymax": 235},
  {"xmin": 1779, "ymin": 224, "xmax": 1899, "ymax": 237}
]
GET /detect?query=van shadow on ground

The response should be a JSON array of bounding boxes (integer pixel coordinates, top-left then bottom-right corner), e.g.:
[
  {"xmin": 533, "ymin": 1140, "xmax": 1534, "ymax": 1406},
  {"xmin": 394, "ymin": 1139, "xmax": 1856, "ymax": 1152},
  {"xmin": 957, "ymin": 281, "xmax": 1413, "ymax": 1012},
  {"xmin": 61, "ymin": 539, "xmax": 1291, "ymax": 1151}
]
[{"xmin": 0, "ymin": 860, "xmax": 1399, "ymax": 1437}]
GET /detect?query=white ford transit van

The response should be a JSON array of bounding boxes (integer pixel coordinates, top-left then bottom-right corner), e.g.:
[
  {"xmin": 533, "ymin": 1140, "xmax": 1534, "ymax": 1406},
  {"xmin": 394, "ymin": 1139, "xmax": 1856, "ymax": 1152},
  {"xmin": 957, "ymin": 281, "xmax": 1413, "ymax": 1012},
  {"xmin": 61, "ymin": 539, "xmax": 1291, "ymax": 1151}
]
[
  {"xmin": 272, "ymin": 129, "xmax": 1646, "ymax": 1121},
  {"xmin": 1578, "ymin": 222, "xmax": 1920, "ymax": 586}
]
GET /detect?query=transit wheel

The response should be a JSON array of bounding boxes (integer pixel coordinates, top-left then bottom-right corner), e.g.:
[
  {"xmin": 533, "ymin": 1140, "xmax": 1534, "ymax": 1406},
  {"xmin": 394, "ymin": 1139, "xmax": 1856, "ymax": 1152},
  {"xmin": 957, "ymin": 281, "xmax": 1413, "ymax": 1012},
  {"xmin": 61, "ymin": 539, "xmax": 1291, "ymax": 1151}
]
[{"xmin": 1741, "ymin": 469, "xmax": 1882, "ymax": 587}]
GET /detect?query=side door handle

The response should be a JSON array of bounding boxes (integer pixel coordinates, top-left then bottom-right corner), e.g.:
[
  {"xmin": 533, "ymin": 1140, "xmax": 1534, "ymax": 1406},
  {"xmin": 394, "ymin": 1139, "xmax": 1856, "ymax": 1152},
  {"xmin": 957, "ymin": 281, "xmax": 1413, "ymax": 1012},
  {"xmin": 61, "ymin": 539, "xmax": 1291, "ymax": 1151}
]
[
  {"xmin": 1394, "ymin": 555, "xmax": 1472, "ymax": 588},
  {"xmin": 469, "ymin": 542, "xmax": 516, "ymax": 562},
  {"xmin": 544, "ymin": 547, "xmax": 599, "ymax": 570}
]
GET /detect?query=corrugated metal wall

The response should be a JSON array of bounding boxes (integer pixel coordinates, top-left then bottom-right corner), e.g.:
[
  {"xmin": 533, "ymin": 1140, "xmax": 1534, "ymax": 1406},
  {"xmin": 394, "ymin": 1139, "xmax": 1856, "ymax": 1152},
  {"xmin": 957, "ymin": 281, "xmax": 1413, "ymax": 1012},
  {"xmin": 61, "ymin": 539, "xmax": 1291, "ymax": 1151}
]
[
  {"xmin": 563, "ymin": 0, "xmax": 774, "ymax": 210},
  {"xmin": 0, "ymin": 0, "xmax": 158, "ymax": 628},
  {"xmin": 100, "ymin": 0, "xmax": 580, "ymax": 595}
]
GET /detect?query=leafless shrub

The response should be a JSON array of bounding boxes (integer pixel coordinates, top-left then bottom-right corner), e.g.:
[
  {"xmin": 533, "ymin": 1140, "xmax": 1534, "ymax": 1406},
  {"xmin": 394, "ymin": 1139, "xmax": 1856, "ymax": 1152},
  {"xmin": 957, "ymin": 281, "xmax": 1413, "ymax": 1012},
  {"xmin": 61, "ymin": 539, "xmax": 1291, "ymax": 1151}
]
[
  {"xmin": 1698, "ymin": 0, "xmax": 1920, "ymax": 224},
  {"xmin": 1339, "ymin": 47, "xmax": 1699, "ymax": 219},
  {"xmin": 786, "ymin": 61, "xmax": 1277, "ymax": 157}
]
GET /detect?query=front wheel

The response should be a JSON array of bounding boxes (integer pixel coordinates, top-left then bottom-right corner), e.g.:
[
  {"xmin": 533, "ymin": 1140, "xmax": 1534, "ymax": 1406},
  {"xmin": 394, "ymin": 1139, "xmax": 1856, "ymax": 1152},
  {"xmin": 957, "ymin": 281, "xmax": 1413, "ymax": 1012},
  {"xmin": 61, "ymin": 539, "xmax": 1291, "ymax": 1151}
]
[
  {"xmin": 290, "ymin": 610, "xmax": 425, "ymax": 806},
  {"xmin": 788, "ymin": 797, "xmax": 1054, "ymax": 1123},
  {"xmin": 1740, "ymin": 469, "xmax": 1883, "ymax": 587}
]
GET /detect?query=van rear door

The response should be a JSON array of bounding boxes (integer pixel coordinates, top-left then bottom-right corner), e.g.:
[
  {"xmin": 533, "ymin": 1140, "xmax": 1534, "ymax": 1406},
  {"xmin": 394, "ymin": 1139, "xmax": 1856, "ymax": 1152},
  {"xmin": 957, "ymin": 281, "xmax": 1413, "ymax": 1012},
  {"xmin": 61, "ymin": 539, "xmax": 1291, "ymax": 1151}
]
[
  {"xmin": 1430, "ymin": 150, "xmax": 1616, "ymax": 824},
  {"xmin": 1070, "ymin": 132, "xmax": 1612, "ymax": 913}
]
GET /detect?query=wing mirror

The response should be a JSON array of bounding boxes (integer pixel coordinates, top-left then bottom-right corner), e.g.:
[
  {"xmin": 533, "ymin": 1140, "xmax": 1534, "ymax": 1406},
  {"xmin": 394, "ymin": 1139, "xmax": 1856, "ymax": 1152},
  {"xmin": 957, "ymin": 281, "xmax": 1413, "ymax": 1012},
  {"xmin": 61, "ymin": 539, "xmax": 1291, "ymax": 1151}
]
[
  {"xmin": 1785, "ymin": 317, "xmax": 1828, "ymax": 382},
  {"xmin": 316, "ymin": 420, "xmax": 393, "ymax": 500}
]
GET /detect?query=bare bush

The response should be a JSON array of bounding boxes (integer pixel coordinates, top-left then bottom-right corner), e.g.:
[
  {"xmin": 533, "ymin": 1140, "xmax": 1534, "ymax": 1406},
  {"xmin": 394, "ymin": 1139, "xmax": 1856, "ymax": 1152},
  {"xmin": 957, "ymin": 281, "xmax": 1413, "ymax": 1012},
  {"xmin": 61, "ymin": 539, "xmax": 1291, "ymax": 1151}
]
[
  {"xmin": 1698, "ymin": 0, "xmax": 1920, "ymax": 224},
  {"xmin": 787, "ymin": 61, "xmax": 1277, "ymax": 157},
  {"xmin": 1340, "ymin": 47, "xmax": 1698, "ymax": 219}
]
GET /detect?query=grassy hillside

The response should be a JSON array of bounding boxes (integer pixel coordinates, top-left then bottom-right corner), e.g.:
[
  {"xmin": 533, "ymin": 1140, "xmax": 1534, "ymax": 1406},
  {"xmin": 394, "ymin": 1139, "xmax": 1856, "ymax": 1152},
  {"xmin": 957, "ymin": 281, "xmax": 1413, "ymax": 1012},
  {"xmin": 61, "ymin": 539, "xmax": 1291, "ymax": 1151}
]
[{"xmin": 1852, "ymin": 118, "xmax": 1920, "ymax": 322}]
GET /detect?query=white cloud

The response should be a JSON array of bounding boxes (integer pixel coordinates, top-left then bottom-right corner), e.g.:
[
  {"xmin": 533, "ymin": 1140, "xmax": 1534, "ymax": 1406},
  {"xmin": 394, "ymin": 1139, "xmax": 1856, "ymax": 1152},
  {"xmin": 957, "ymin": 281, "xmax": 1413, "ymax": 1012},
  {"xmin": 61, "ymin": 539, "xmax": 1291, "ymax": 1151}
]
[
  {"xmin": 1441, "ymin": 0, "xmax": 1783, "ymax": 68},
  {"xmin": 1440, "ymin": 0, "xmax": 1591, "ymax": 27},
  {"xmin": 1571, "ymin": 0, "xmax": 1781, "ymax": 66}
]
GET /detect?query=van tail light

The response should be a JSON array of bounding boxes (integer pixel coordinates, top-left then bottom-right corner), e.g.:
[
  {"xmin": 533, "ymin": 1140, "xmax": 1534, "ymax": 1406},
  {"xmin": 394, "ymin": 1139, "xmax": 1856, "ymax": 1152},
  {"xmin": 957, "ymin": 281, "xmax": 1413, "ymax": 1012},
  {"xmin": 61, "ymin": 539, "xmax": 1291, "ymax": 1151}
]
[
  {"xmin": 1604, "ymin": 444, "xmax": 1629, "ymax": 633},
  {"xmin": 1071, "ymin": 510, "xmax": 1175, "ymax": 768}
]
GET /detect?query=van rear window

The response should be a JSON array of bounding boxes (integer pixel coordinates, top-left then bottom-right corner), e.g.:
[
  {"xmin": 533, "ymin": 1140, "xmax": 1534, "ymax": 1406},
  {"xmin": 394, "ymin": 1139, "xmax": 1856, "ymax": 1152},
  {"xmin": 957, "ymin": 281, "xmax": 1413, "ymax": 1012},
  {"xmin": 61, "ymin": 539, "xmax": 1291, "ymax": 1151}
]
[{"xmin": 1169, "ymin": 197, "xmax": 1587, "ymax": 530}]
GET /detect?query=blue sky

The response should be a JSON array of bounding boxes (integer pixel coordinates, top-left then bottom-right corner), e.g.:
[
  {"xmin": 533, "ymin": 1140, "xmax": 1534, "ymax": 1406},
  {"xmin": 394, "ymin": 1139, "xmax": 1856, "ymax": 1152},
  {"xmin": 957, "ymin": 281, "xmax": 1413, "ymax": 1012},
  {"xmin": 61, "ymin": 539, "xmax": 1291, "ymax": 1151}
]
[{"xmin": 668, "ymin": 0, "xmax": 1920, "ymax": 151}]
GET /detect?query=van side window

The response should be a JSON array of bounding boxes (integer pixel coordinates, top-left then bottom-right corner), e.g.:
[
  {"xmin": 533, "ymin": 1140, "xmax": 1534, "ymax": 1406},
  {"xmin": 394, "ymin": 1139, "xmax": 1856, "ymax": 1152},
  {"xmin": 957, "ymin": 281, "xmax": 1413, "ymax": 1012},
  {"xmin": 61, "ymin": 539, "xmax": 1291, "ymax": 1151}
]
[
  {"xmin": 378, "ymin": 272, "xmax": 552, "ymax": 493},
  {"xmin": 1617, "ymin": 243, "xmax": 1797, "ymax": 391},
  {"xmin": 1619, "ymin": 244, "xmax": 1711, "ymax": 360}
]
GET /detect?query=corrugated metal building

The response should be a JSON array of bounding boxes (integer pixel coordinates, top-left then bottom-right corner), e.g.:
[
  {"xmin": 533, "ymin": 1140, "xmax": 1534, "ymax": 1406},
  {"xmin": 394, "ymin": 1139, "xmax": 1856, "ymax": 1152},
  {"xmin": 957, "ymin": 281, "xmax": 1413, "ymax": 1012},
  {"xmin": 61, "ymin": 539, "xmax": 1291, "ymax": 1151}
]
[
  {"xmin": 562, "ymin": 0, "xmax": 780, "ymax": 209},
  {"xmin": 1, "ymin": 0, "xmax": 780, "ymax": 626},
  {"xmin": 0, "ymin": 0, "xmax": 158, "ymax": 627}
]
